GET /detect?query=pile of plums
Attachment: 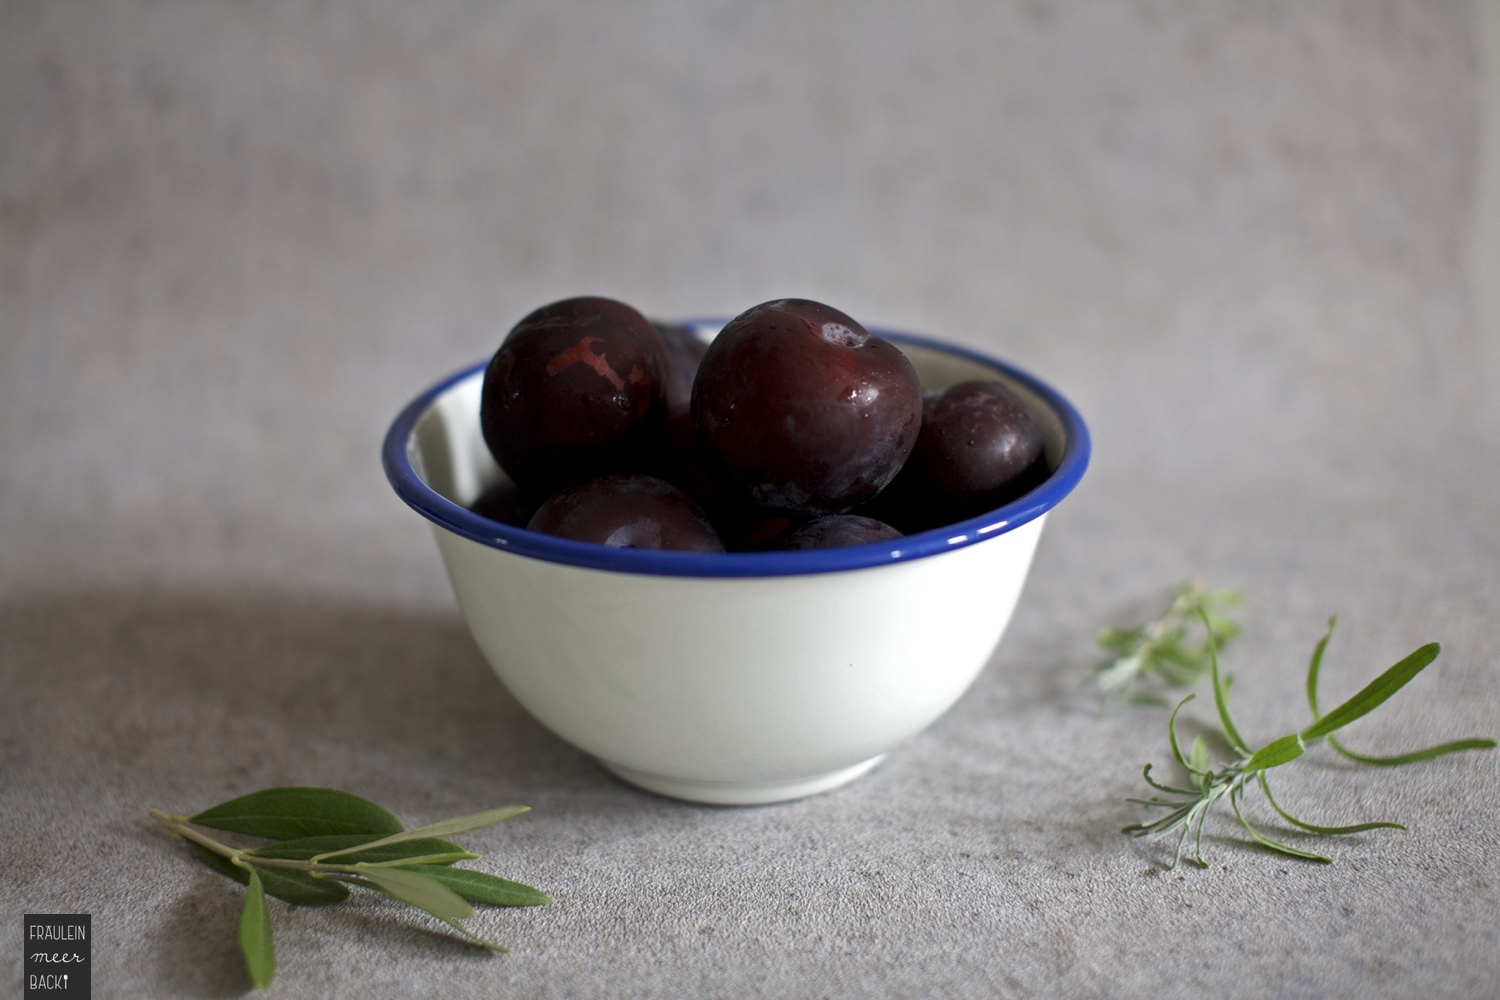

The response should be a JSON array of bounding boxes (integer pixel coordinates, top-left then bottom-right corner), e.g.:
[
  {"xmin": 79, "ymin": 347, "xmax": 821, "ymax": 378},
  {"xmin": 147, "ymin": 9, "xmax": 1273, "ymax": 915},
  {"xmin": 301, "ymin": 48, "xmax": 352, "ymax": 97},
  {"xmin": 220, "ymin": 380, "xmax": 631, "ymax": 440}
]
[{"xmin": 470, "ymin": 296, "xmax": 1047, "ymax": 552}]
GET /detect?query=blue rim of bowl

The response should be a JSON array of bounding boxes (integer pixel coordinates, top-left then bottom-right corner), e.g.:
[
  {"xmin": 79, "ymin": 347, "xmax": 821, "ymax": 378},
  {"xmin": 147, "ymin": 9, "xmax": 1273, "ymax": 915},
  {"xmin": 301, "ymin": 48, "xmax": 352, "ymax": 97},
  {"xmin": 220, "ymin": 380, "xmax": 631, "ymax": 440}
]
[{"xmin": 382, "ymin": 325, "xmax": 1090, "ymax": 578}]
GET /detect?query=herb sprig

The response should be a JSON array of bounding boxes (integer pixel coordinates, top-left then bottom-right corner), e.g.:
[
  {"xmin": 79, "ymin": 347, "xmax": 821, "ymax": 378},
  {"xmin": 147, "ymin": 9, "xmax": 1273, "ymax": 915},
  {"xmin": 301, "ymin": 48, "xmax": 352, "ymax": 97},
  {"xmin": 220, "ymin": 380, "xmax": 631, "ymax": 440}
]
[
  {"xmin": 1094, "ymin": 580, "xmax": 1241, "ymax": 704},
  {"xmin": 150, "ymin": 787, "xmax": 549, "ymax": 989},
  {"xmin": 1124, "ymin": 616, "xmax": 1495, "ymax": 869}
]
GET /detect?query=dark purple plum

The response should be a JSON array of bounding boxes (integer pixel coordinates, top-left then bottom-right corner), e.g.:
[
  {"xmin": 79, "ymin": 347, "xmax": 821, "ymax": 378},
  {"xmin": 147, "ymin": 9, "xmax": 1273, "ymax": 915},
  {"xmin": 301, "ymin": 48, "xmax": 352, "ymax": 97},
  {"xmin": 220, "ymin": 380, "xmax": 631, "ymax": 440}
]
[
  {"xmin": 767, "ymin": 514, "xmax": 903, "ymax": 551},
  {"xmin": 702, "ymin": 492, "xmax": 799, "ymax": 553},
  {"xmin": 481, "ymin": 297, "xmax": 669, "ymax": 498},
  {"xmin": 649, "ymin": 423, "xmax": 797, "ymax": 552},
  {"xmin": 468, "ymin": 478, "xmax": 534, "ymax": 527},
  {"xmin": 526, "ymin": 473, "xmax": 725, "ymax": 552},
  {"xmin": 872, "ymin": 379, "xmax": 1047, "ymax": 532},
  {"xmin": 690, "ymin": 299, "xmax": 922, "ymax": 517}
]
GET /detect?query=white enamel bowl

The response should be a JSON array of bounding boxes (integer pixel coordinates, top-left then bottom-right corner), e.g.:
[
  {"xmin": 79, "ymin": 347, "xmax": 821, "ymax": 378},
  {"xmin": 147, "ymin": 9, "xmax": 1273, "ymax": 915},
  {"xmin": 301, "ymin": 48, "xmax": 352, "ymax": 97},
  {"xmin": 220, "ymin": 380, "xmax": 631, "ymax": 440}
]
[{"xmin": 384, "ymin": 324, "xmax": 1089, "ymax": 805}]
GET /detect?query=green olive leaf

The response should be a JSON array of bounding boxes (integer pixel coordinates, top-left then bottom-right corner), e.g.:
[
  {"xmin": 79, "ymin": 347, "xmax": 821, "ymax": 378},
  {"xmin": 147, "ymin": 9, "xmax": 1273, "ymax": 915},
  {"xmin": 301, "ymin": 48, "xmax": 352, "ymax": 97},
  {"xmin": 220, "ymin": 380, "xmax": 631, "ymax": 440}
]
[
  {"xmin": 238, "ymin": 868, "xmax": 277, "ymax": 989},
  {"xmin": 191, "ymin": 787, "xmax": 404, "ymax": 839},
  {"xmin": 152, "ymin": 792, "xmax": 547, "ymax": 987},
  {"xmin": 400, "ymin": 865, "xmax": 552, "ymax": 906},
  {"xmin": 249, "ymin": 835, "xmax": 475, "ymax": 867},
  {"xmin": 354, "ymin": 866, "xmax": 476, "ymax": 922},
  {"xmin": 188, "ymin": 843, "xmax": 349, "ymax": 906},
  {"xmin": 310, "ymin": 806, "xmax": 529, "ymax": 862}
]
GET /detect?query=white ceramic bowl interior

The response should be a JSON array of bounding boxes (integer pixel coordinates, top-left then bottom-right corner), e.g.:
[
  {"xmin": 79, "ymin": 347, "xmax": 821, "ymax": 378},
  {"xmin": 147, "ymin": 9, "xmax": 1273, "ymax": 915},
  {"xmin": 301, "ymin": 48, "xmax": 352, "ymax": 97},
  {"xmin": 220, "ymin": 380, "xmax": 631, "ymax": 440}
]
[{"xmin": 385, "ymin": 325, "xmax": 1089, "ymax": 805}]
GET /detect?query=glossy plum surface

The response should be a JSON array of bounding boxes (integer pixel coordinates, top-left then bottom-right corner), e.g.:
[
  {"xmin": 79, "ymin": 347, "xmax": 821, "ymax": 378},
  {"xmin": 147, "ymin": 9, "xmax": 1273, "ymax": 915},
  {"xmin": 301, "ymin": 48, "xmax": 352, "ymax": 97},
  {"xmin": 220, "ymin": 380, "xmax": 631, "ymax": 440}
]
[
  {"xmin": 873, "ymin": 379, "xmax": 1046, "ymax": 532},
  {"xmin": 480, "ymin": 297, "xmax": 669, "ymax": 497},
  {"xmin": 768, "ymin": 514, "xmax": 903, "ymax": 550},
  {"xmin": 690, "ymin": 299, "xmax": 922, "ymax": 516},
  {"xmin": 526, "ymin": 473, "xmax": 725, "ymax": 552}
]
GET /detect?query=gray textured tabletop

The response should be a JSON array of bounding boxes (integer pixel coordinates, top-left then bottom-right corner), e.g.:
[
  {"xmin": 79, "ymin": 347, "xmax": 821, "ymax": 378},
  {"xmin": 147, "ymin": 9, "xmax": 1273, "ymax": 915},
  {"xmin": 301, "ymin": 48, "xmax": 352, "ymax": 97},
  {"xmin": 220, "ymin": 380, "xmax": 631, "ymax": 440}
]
[{"xmin": 4, "ymin": 3, "xmax": 1499, "ymax": 998}]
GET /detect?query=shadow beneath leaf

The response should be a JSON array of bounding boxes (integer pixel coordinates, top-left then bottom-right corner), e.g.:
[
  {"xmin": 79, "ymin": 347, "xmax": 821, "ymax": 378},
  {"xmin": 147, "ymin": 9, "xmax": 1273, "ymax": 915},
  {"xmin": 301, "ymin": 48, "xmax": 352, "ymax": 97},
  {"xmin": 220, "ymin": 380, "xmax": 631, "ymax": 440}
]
[
  {"xmin": 149, "ymin": 877, "xmax": 253, "ymax": 998},
  {"xmin": 0, "ymin": 585, "xmax": 611, "ymax": 991}
]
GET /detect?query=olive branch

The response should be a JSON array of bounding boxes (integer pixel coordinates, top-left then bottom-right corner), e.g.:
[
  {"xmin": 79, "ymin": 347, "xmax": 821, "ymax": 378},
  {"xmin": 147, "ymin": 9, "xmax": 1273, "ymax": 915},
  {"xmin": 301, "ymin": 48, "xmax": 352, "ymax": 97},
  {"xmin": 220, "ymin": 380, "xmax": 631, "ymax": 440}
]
[{"xmin": 150, "ymin": 788, "xmax": 548, "ymax": 988}]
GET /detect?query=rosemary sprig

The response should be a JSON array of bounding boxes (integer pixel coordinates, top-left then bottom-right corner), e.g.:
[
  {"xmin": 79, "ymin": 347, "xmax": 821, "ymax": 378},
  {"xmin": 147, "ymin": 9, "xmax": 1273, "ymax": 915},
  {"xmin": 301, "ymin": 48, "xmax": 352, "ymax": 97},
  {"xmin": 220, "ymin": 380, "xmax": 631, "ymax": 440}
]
[
  {"xmin": 1094, "ymin": 580, "xmax": 1241, "ymax": 704},
  {"xmin": 150, "ymin": 787, "xmax": 549, "ymax": 989},
  {"xmin": 1124, "ymin": 615, "xmax": 1495, "ymax": 869}
]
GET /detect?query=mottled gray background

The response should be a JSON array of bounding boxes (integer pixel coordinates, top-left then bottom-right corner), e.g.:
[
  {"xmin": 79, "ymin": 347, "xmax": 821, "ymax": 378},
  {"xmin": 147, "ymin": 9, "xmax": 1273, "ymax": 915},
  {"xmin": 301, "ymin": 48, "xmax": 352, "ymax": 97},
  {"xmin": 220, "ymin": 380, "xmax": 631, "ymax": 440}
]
[{"xmin": 3, "ymin": 3, "xmax": 1498, "ymax": 998}]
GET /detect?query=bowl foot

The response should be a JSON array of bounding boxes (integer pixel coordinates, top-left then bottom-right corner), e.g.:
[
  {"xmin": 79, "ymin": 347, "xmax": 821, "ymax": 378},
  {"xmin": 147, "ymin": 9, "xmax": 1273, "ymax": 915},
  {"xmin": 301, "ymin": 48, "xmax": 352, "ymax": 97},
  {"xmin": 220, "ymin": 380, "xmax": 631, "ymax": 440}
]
[{"xmin": 601, "ymin": 755, "xmax": 886, "ymax": 805}]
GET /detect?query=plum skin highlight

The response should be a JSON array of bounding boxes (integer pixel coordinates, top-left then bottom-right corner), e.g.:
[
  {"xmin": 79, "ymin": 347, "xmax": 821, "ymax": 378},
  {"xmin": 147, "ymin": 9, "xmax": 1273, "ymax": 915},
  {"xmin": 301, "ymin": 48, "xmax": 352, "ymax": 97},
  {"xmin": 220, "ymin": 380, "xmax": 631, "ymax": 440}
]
[
  {"xmin": 480, "ymin": 296, "xmax": 670, "ymax": 499},
  {"xmin": 690, "ymin": 299, "xmax": 923, "ymax": 517}
]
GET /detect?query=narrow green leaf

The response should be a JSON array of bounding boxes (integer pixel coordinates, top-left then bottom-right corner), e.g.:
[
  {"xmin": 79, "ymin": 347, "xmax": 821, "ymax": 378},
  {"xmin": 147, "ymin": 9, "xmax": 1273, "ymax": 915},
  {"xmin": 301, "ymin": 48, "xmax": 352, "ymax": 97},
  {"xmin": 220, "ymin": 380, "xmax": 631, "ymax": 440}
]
[
  {"xmin": 1140, "ymin": 763, "xmax": 1200, "ymax": 797},
  {"xmin": 366, "ymin": 805, "xmax": 530, "ymax": 843},
  {"xmin": 1127, "ymin": 795, "xmax": 1192, "ymax": 809},
  {"xmin": 1243, "ymin": 733, "xmax": 1305, "ymax": 772},
  {"xmin": 1202, "ymin": 609, "xmax": 1248, "ymax": 753},
  {"xmin": 1257, "ymin": 772, "xmax": 1404, "ymax": 835},
  {"xmin": 254, "ymin": 867, "xmax": 351, "ymax": 907},
  {"xmin": 1097, "ymin": 626, "xmax": 1141, "ymax": 652},
  {"xmin": 1228, "ymin": 785, "xmax": 1331, "ymax": 863},
  {"xmin": 1188, "ymin": 736, "xmax": 1209, "ymax": 774},
  {"xmin": 430, "ymin": 914, "xmax": 512, "ymax": 952},
  {"xmin": 1094, "ymin": 654, "xmax": 1142, "ymax": 694},
  {"xmin": 238, "ymin": 868, "xmax": 277, "ymax": 989},
  {"xmin": 312, "ymin": 806, "xmax": 530, "ymax": 862},
  {"xmin": 1190, "ymin": 798, "xmax": 1212, "ymax": 868},
  {"xmin": 1166, "ymin": 695, "xmax": 1195, "ymax": 770},
  {"xmin": 1304, "ymin": 616, "xmax": 1337, "ymax": 720},
  {"xmin": 192, "ymin": 787, "xmax": 404, "ymax": 840},
  {"xmin": 1301, "ymin": 643, "xmax": 1442, "ymax": 741},
  {"xmin": 188, "ymin": 844, "xmax": 349, "ymax": 906},
  {"xmin": 1329, "ymin": 734, "xmax": 1498, "ymax": 767},
  {"xmin": 335, "ymin": 874, "xmax": 512, "ymax": 952},
  {"xmin": 401, "ymin": 865, "xmax": 552, "ymax": 906},
  {"xmin": 250, "ymin": 835, "xmax": 474, "ymax": 867},
  {"xmin": 355, "ymin": 866, "xmax": 476, "ymax": 922},
  {"xmin": 1123, "ymin": 802, "xmax": 1195, "ymax": 836}
]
